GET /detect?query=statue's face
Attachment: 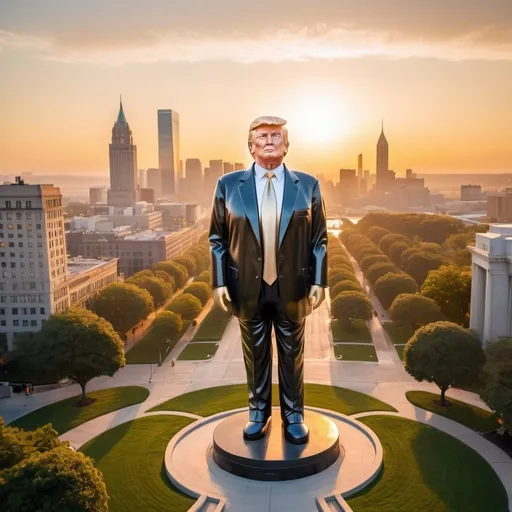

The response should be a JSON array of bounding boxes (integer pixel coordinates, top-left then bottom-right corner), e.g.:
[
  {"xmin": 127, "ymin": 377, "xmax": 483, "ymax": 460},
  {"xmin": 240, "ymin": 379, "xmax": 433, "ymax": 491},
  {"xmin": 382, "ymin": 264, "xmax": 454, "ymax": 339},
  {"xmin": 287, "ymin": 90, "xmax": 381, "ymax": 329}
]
[{"xmin": 250, "ymin": 125, "xmax": 285, "ymax": 165}]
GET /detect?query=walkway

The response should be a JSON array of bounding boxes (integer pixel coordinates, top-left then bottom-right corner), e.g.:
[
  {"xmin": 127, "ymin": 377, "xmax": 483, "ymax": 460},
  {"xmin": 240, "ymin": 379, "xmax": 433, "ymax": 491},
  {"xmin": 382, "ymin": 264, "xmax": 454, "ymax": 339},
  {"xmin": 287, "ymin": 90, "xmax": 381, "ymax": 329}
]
[{"xmin": 346, "ymin": 249, "xmax": 401, "ymax": 364}]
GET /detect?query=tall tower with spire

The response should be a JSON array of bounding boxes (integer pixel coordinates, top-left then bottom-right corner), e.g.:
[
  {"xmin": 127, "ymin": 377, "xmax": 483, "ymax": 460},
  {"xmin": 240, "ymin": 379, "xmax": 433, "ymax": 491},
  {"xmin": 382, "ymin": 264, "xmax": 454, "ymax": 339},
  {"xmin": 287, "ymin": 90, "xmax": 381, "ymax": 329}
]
[
  {"xmin": 376, "ymin": 120, "xmax": 390, "ymax": 189},
  {"xmin": 107, "ymin": 98, "xmax": 138, "ymax": 207}
]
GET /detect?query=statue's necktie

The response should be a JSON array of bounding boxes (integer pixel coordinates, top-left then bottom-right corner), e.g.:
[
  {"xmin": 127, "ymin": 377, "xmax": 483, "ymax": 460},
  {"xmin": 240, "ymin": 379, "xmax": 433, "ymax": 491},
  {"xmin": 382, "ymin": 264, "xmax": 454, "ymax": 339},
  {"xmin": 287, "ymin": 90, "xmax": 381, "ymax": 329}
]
[{"xmin": 261, "ymin": 171, "xmax": 278, "ymax": 285}]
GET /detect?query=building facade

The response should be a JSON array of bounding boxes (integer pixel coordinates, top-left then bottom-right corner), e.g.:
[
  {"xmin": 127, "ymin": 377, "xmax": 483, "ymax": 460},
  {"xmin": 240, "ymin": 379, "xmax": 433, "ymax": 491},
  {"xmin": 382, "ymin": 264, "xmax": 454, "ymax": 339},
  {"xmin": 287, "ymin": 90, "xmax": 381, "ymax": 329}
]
[
  {"xmin": 469, "ymin": 224, "xmax": 512, "ymax": 346},
  {"xmin": 158, "ymin": 110, "xmax": 180, "ymax": 197},
  {"xmin": 89, "ymin": 187, "xmax": 107, "ymax": 205},
  {"xmin": 107, "ymin": 100, "xmax": 138, "ymax": 207}
]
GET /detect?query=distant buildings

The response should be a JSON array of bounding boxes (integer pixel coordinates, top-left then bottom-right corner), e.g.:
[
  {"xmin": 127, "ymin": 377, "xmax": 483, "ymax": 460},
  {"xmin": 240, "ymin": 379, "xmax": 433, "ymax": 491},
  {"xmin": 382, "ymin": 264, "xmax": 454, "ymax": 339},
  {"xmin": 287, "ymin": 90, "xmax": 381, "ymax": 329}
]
[
  {"xmin": 338, "ymin": 169, "xmax": 359, "ymax": 204},
  {"xmin": 469, "ymin": 224, "xmax": 512, "ymax": 346},
  {"xmin": 147, "ymin": 168, "xmax": 162, "ymax": 199},
  {"xmin": 158, "ymin": 109, "xmax": 180, "ymax": 197},
  {"xmin": 223, "ymin": 162, "xmax": 234, "ymax": 174},
  {"xmin": 89, "ymin": 187, "xmax": 107, "ymax": 205},
  {"xmin": 376, "ymin": 123, "xmax": 393, "ymax": 189},
  {"xmin": 487, "ymin": 189, "xmax": 512, "ymax": 222},
  {"xmin": 234, "ymin": 163, "xmax": 245, "ymax": 171},
  {"xmin": 461, "ymin": 184, "xmax": 482, "ymax": 201},
  {"xmin": 107, "ymin": 100, "xmax": 138, "ymax": 208},
  {"xmin": 0, "ymin": 179, "xmax": 117, "ymax": 350}
]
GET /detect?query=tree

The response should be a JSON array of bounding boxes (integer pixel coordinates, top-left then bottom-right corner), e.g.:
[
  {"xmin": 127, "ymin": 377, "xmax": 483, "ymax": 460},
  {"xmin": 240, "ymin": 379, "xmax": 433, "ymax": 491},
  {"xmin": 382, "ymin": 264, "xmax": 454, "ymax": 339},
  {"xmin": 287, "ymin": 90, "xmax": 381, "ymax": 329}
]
[
  {"xmin": 12, "ymin": 308, "xmax": 125, "ymax": 405},
  {"xmin": 404, "ymin": 251, "xmax": 447, "ymax": 285},
  {"xmin": 186, "ymin": 248, "xmax": 209, "ymax": 273},
  {"xmin": 445, "ymin": 232, "xmax": 475, "ymax": 252},
  {"xmin": 173, "ymin": 255, "xmax": 197, "ymax": 276},
  {"xmin": 331, "ymin": 280, "xmax": 362, "ymax": 298},
  {"xmin": 355, "ymin": 246, "xmax": 382, "ymax": 262},
  {"xmin": 329, "ymin": 263, "xmax": 355, "ymax": 276},
  {"xmin": 194, "ymin": 270, "xmax": 210, "ymax": 284},
  {"xmin": 480, "ymin": 338, "xmax": 512, "ymax": 432},
  {"xmin": 154, "ymin": 270, "xmax": 176, "ymax": 288},
  {"xmin": 389, "ymin": 293, "xmax": 444, "ymax": 330},
  {"xmin": 374, "ymin": 272, "xmax": 418, "ymax": 309},
  {"xmin": 454, "ymin": 249, "xmax": 472, "ymax": 266},
  {"xmin": 166, "ymin": 293, "xmax": 203, "ymax": 320},
  {"xmin": 404, "ymin": 321, "xmax": 485, "ymax": 406},
  {"xmin": 388, "ymin": 242, "xmax": 412, "ymax": 265},
  {"xmin": 421, "ymin": 265, "xmax": 471, "ymax": 325},
  {"xmin": 366, "ymin": 262, "xmax": 399, "ymax": 285},
  {"xmin": 0, "ymin": 419, "xmax": 64, "ymax": 471},
  {"xmin": 329, "ymin": 255, "xmax": 352, "ymax": 269},
  {"xmin": 419, "ymin": 242, "xmax": 444, "ymax": 254},
  {"xmin": 399, "ymin": 247, "xmax": 420, "ymax": 270},
  {"xmin": 417, "ymin": 216, "xmax": 463, "ymax": 244},
  {"xmin": 379, "ymin": 234, "xmax": 410, "ymax": 255},
  {"xmin": 63, "ymin": 202, "xmax": 89, "ymax": 218},
  {"xmin": 89, "ymin": 282, "xmax": 153, "ymax": 337},
  {"xmin": 359, "ymin": 253, "xmax": 389, "ymax": 273},
  {"xmin": 126, "ymin": 275, "xmax": 172, "ymax": 308},
  {"xmin": 328, "ymin": 269, "xmax": 358, "ymax": 287},
  {"xmin": 331, "ymin": 291, "xmax": 373, "ymax": 328},
  {"xmin": 366, "ymin": 226, "xmax": 390, "ymax": 244},
  {"xmin": 151, "ymin": 311, "xmax": 183, "ymax": 340},
  {"xmin": 154, "ymin": 261, "xmax": 189, "ymax": 288},
  {"xmin": 184, "ymin": 282, "xmax": 212, "ymax": 305},
  {"xmin": 0, "ymin": 446, "xmax": 108, "ymax": 512}
]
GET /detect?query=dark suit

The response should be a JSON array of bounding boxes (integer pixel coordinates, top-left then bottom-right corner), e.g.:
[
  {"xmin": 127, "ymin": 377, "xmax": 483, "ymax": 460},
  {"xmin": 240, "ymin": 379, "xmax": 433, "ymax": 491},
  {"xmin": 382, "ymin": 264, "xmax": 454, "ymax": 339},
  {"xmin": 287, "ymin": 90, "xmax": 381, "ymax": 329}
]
[{"xmin": 209, "ymin": 163, "xmax": 327, "ymax": 423}]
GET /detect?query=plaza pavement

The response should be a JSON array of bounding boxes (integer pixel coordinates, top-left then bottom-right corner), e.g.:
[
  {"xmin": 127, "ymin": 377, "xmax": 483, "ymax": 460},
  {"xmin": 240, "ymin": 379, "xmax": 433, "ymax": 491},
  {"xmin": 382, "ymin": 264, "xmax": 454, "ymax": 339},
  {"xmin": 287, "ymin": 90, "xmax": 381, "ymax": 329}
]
[{"xmin": 1, "ymin": 284, "xmax": 511, "ymax": 510}]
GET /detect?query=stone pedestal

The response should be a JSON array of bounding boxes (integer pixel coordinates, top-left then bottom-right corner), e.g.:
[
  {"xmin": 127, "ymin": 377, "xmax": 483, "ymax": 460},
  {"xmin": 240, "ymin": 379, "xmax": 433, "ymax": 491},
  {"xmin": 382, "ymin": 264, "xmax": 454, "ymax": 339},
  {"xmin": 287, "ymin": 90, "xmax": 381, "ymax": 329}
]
[{"xmin": 212, "ymin": 410, "xmax": 340, "ymax": 481}]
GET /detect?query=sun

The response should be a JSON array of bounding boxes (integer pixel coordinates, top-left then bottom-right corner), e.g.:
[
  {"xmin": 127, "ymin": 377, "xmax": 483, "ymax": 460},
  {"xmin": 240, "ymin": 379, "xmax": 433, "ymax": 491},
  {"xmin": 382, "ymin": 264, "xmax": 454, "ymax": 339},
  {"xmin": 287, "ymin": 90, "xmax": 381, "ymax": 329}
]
[{"xmin": 292, "ymin": 97, "xmax": 347, "ymax": 144}]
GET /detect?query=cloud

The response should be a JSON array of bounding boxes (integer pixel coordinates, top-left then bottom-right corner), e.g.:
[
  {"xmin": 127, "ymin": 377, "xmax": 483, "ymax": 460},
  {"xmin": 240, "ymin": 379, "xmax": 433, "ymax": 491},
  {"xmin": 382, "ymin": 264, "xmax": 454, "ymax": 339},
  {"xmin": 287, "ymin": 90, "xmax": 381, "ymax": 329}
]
[{"xmin": 1, "ymin": 24, "xmax": 512, "ymax": 65}]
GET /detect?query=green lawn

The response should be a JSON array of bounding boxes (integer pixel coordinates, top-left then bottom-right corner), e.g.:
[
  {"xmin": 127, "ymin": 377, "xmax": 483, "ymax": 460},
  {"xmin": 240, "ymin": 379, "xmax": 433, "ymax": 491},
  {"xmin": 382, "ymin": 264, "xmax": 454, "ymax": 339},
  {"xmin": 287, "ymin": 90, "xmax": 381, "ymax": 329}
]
[
  {"xmin": 383, "ymin": 321, "xmax": 415, "ymax": 344},
  {"xmin": 406, "ymin": 391, "xmax": 500, "ymax": 433},
  {"xmin": 347, "ymin": 415, "xmax": 508, "ymax": 512},
  {"xmin": 126, "ymin": 320, "xmax": 191, "ymax": 364},
  {"xmin": 177, "ymin": 342, "xmax": 218, "ymax": 361},
  {"xmin": 331, "ymin": 319, "xmax": 373, "ymax": 343},
  {"xmin": 334, "ymin": 344, "xmax": 378, "ymax": 362},
  {"xmin": 191, "ymin": 305, "xmax": 232, "ymax": 341},
  {"xmin": 9, "ymin": 386, "xmax": 149, "ymax": 435},
  {"xmin": 80, "ymin": 416, "xmax": 195, "ymax": 512},
  {"xmin": 394, "ymin": 344, "xmax": 406, "ymax": 360},
  {"xmin": 147, "ymin": 383, "xmax": 396, "ymax": 416}
]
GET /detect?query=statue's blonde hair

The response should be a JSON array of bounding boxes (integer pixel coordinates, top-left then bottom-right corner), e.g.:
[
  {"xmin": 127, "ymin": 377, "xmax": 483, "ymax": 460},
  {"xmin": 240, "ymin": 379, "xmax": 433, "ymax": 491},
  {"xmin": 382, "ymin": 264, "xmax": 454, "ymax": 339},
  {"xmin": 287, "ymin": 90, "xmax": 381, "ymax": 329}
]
[{"xmin": 248, "ymin": 116, "xmax": 289, "ymax": 155}]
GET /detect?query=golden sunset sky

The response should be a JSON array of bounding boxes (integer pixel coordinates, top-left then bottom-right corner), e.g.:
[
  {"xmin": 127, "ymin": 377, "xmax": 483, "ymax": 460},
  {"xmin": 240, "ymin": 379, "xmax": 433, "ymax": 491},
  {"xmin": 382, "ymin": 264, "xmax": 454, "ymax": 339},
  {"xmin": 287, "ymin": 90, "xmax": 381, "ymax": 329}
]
[{"xmin": 0, "ymin": 0, "xmax": 511, "ymax": 182}]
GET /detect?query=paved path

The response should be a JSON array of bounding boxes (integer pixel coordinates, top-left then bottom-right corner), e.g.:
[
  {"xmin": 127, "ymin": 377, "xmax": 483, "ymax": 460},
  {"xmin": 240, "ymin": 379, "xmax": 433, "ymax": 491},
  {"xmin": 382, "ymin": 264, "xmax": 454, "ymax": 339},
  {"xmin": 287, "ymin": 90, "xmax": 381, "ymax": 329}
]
[{"xmin": 346, "ymin": 249, "xmax": 400, "ymax": 364}]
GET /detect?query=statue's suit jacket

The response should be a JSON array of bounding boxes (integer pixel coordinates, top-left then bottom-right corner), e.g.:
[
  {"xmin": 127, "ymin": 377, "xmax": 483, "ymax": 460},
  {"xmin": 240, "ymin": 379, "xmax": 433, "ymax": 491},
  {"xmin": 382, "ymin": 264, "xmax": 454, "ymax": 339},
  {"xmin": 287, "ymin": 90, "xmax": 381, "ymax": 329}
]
[{"xmin": 209, "ymin": 163, "xmax": 328, "ymax": 321}]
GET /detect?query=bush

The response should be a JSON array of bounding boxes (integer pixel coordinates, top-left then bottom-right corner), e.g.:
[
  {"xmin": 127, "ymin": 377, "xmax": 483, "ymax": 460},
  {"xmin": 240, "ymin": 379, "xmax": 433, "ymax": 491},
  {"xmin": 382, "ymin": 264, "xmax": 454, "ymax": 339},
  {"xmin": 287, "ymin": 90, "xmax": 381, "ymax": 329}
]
[
  {"xmin": 331, "ymin": 280, "xmax": 362, "ymax": 298},
  {"xmin": 166, "ymin": 293, "xmax": 203, "ymax": 320},
  {"xmin": 366, "ymin": 262, "xmax": 400, "ymax": 285},
  {"xmin": 331, "ymin": 291, "xmax": 373, "ymax": 327},
  {"xmin": 374, "ymin": 272, "xmax": 418, "ymax": 309},
  {"xmin": 328, "ymin": 269, "xmax": 359, "ymax": 288},
  {"xmin": 173, "ymin": 255, "xmax": 198, "ymax": 276},
  {"xmin": 154, "ymin": 261, "xmax": 188, "ymax": 288},
  {"xmin": 195, "ymin": 270, "xmax": 211, "ymax": 284},
  {"xmin": 184, "ymin": 282, "xmax": 212, "ymax": 305},
  {"xmin": 359, "ymin": 253, "xmax": 390, "ymax": 273},
  {"xmin": 389, "ymin": 293, "xmax": 444, "ymax": 330}
]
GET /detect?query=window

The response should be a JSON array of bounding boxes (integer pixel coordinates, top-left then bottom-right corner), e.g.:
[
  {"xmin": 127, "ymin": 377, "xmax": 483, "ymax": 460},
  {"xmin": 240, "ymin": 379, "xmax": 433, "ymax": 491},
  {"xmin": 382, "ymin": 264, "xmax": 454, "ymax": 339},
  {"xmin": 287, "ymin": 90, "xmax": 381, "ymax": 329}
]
[
  {"xmin": 0, "ymin": 321, "xmax": 5, "ymax": 327},
  {"xmin": 22, "ymin": 308, "xmax": 27, "ymax": 315},
  {"xmin": 6, "ymin": 213, "xmax": 12, "ymax": 220},
  {"xmin": 13, "ymin": 283, "xmax": 18, "ymax": 290},
  {"xmin": 18, "ymin": 242, "xmax": 23, "ymax": 248},
  {"xmin": 1, "ymin": 272, "xmax": 6, "ymax": 278},
  {"xmin": 16, "ymin": 201, "xmax": 21, "ymax": 208},
  {"xmin": 22, "ymin": 320, "xmax": 28, "ymax": 327},
  {"xmin": 10, "ymin": 263, "xmax": 15, "ymax": 268},
  {"xmin": 0, "ymin": 296, "xmax": 5, "ymax": 303},
  {"xmin": 30, "ymin": 320, "xmax": 37, "ymax": 327},
  {"xmin": 28, "ymin": 242, "xmax": 33, "ymax": 248},
  {"xmin": 12, "ymin": 308, "xmax": 18, "ymax": 315},
  {"xmin": 26, "ymin": 201, "xmax": 32, "ymax": 209},
  {"xmin": 40, "ymin": 307, "xmax": 45, "ymax": 314},
  {"xmin": 29, "ymin": 262, "xmax": 33, "ymax": 268},
  {"xmin": 11, "ymin": 272, "xmax": 15, "ymax": 278},
  {"xmin": 5, "ymin": 201, "xmax": 11, "ymax": 209},
  {"xmin": 36, "ymin": 224, "xmax": 41, "ymax": 229},
  {"xmin": 26, "ymin": 212, "xmax": 32, "ymax": 220},
  {"xmin": 13, "ymin": 320, "xmax": 19, "ymax": 326},
  {"xmin": 30, "ymin": 308, "xmax": 36, "ymax": 314},
  {"xmin": 10, "ymin": 296, "xmax": 16, "ymax": 303},
  {"xmin": 17, "ymin": 224, "xmax": 22, "ymax": 230},
  {"xmin": 0, "ymin": 308, "xmax": 4, "ymax": 315},
  {"xmin": 8, "ymin": 242, "xmax": 14, "ymax": 247},
  {"xmin": 16, "ymin": 213, "xmax": 21, "ymax": 220},
  {"xmin": 7, "ymin": 224, "xmax": 13, "ymax": 230}
]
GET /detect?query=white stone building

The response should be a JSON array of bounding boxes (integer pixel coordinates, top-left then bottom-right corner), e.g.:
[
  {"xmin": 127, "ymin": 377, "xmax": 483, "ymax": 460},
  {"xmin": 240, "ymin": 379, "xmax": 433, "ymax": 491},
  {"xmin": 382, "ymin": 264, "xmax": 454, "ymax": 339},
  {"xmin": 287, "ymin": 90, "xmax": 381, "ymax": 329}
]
[{"xmin": 469, "ymin": 224, "xmax": 512, "ymax": 346}]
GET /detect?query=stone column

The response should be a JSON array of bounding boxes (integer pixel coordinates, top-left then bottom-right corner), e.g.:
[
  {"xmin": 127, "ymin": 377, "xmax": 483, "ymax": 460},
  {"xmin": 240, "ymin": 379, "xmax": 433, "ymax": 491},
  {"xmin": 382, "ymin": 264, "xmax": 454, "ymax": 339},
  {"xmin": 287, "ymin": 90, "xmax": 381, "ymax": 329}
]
[{"xmin": 483, "ymin": 266, "xmax": 510, "ymax": 346}]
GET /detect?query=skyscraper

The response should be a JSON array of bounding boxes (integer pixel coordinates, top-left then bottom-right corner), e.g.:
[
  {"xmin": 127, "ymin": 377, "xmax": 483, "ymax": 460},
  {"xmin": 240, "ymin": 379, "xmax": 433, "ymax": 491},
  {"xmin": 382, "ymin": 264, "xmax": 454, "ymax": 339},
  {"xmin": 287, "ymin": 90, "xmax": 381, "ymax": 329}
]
[
  {"xmin": 209, "ymin": 160, "xmax": 223, "ymax": 180},
  {"xmin": 107, "ymin": 99, "xmax": 138, "ymax": 207},
  {"xmin": 147, "ymin": 168, "xmax": 162, "ymax": 199},
  {"xmin": 376, "ymin": 121, "xmax": 390, "ymax": 189},
  {"xmin": 223, "ymin": 162, "xmax": 234, "ymax": 174},
  {"xmin": 234, "ymin": 163, "xmax": 245, "ymax": 171},
  {"xmin": 158, "ymin": 110, "xmax": 180, "ymax": 197},
  {"xmin": 357, "ymin": 154, "xmax": 363, "ymax": 178}
]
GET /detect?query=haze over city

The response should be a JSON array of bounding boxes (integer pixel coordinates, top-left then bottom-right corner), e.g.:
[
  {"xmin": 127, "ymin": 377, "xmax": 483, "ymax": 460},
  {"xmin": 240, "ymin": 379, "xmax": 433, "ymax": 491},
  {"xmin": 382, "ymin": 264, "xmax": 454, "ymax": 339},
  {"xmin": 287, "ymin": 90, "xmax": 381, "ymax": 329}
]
[{"xmin": 1, "ymin": 0, "xmax": 511, "ymax": 180}]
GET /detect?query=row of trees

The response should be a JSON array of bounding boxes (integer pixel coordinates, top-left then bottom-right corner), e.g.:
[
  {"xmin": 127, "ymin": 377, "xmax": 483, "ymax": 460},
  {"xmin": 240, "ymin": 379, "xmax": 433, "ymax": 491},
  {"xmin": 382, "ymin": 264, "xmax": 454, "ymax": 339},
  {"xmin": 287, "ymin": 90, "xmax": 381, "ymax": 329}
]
[
  {"xmin": 327, "ymin": 234, "xmax": 373, "ymax": 328},
  {"xmin": 341, "ymin": 218, "xmax": 472, "ymax": 327},
  {"xmin": 0, "ymin": 419, "xmax": 108, "ymax": 511},
  {"xmin": 404, "ymin": 321, "xmax": 512, "ymax": 433}
]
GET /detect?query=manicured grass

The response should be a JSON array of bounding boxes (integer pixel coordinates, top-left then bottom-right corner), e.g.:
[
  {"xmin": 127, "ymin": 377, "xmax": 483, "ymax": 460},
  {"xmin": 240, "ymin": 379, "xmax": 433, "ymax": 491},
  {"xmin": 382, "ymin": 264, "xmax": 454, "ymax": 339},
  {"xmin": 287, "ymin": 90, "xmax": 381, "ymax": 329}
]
[
  {"xmin": 347, "ymin": 415, "xmax": 508, "ymax": 512},
  {"xmin": 334, "ymin": 344, "xmax": 377, "ymax": 362},
  {"xmin": 177, "ymin": 342, "xmax": 218, "ymax": 361},
  {"xmin": 383, "ymin": 321, "xmax": 415, "ymax": 344},
  {"xmin": 394, "ymin": 344, "xmax": 406, "ymax": 360},
  {"xmin": 147, "ymin": 383, "xmax": 396, "ymax": 416},
  {"xmin": 126, "ymin": 320, "xmax": 191, "ymax": 364},
  {"xmin": 406, "ymin": 391, "xmax": 500, "ymax": 433},
  {"xmin": 191, "ymin": 304, "xmax": 232, "ymax": 341},
  {"xmin": 80, "ymin": 416, "xmax": 195, "ymax": 512},
  {"xmin": 331, "ymin": 319, "xmax": 373, "ymax": 343},
  {"xmin": 9, "ymin": 386, "xmax": 149, "ymax": 435}
]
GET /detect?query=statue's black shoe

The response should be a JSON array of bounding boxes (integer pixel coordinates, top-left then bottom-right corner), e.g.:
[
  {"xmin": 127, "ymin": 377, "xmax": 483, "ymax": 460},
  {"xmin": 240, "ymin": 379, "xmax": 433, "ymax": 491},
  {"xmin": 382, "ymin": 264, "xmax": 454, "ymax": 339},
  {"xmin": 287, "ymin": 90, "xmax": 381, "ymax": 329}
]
[
  {"xmin": 243, "ymin": 416, "xmax": 271, "ymax": 441},
  {"xmin": 283, "ymin": 422, "xmax": 309, "ymax": 445}
]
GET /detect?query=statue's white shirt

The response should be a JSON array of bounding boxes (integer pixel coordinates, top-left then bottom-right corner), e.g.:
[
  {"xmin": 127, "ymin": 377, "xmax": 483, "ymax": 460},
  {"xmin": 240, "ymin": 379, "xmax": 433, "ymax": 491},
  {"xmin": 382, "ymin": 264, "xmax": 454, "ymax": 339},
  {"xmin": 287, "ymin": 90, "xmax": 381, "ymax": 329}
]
[{"xmin": 254, "ymin": 162, "xmax": 285, "ymax": 222}]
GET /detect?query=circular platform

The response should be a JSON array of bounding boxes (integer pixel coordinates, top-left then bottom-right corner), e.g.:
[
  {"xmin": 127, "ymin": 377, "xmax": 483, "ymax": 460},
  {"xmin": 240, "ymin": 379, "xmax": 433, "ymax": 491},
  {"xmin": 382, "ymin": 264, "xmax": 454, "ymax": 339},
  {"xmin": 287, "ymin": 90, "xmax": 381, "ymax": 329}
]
[
  {"xmin": 212, "ymin": 410, "xmax": 341, "ymax": 481},
  {"xmin": 165, "ymin": 406, "xmax": 383, "ymax": 510}
]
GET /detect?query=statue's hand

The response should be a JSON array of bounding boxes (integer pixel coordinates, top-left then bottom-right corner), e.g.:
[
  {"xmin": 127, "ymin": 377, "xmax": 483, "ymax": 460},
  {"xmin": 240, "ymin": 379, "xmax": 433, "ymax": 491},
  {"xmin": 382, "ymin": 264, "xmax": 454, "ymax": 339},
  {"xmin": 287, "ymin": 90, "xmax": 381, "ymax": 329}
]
[
  {"xmin": 213, "ymin": 286, "xmax": 231, "ymax": 312},
  {"xmin": 308, "ymin": 285, "xmax": 326, "ymax": 310}
]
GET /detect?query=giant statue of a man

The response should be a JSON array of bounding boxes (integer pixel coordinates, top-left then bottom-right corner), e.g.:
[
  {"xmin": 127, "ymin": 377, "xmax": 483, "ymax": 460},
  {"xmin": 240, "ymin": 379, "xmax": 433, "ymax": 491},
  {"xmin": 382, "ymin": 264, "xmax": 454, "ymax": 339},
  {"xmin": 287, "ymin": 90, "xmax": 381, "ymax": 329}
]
[{"xmin": 208, "ymin": 116, "xmax": 328, "ymax": 445}]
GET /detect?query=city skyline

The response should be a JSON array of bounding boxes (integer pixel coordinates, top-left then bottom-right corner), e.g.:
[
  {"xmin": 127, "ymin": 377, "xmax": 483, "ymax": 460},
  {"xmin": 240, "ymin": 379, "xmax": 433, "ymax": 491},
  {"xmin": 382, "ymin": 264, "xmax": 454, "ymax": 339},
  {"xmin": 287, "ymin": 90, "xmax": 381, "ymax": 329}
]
[{"xmin": 1, "ymin": 1, "xmax": 511, "ymax": 180}]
